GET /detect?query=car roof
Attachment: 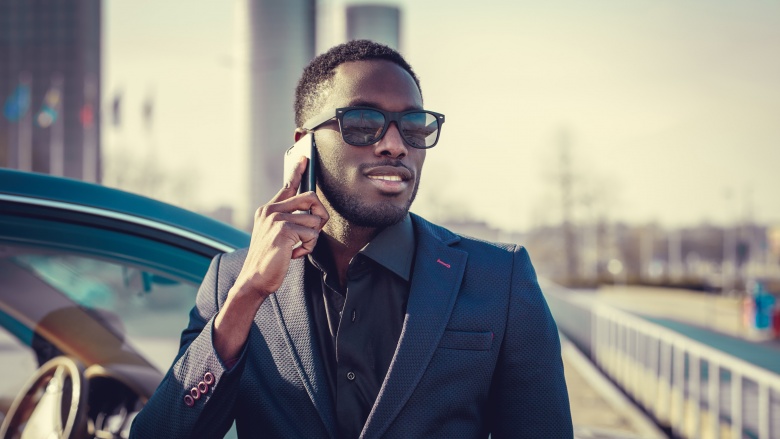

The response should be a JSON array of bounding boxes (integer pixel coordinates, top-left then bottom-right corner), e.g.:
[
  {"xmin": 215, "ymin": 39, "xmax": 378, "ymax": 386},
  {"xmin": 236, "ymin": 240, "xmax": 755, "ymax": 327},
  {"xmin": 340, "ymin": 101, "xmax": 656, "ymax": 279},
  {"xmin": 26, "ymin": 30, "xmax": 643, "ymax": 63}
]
[{"xmin": 0, "ymin": 168, "xmax": 249, "ymax": 250}]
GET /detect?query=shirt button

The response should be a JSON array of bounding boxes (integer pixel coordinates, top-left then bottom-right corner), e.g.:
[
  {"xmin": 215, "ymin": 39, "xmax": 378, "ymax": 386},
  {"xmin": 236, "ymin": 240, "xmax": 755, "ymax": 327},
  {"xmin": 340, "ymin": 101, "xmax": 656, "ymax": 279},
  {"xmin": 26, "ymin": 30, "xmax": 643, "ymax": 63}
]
[{"xmin": 346, "ymin": 371, "xmax": 356, "ymax": 381}]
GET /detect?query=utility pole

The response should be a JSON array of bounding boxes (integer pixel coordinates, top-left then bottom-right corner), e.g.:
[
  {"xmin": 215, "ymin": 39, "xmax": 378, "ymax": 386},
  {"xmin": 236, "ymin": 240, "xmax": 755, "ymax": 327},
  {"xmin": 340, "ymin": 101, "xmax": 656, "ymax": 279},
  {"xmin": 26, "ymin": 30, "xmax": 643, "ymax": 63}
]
[
  {"xmin": 722, "ymin": 189, "xmax": 735, "ymax": 295},
  {"xmin": 668, "ymin": 229, "xmax": 683, "ymax": 282},
  {"xmin": 559, "ymin": 128, "xmax": 578, "ymax": 284}
]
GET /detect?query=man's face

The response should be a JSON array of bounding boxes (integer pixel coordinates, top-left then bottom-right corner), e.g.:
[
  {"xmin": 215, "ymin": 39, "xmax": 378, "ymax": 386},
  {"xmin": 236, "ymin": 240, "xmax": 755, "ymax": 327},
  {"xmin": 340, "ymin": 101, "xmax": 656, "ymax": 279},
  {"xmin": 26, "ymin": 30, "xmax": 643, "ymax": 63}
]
[{"xmin": 313, "ymin": 60, "xmax": 426, "ymax": 228}]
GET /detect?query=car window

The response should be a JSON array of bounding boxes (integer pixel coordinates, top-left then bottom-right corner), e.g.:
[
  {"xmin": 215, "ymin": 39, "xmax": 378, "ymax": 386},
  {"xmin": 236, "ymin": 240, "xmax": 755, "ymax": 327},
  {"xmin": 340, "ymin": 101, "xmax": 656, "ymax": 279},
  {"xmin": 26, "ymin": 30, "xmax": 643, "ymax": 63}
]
[
  {"xmin": 14, "ymin": 252, "xmax": 198, "ymax": 367},
  {"xmin": 0, "ymin": 245, "xmax": 200, "ymax": 411}
]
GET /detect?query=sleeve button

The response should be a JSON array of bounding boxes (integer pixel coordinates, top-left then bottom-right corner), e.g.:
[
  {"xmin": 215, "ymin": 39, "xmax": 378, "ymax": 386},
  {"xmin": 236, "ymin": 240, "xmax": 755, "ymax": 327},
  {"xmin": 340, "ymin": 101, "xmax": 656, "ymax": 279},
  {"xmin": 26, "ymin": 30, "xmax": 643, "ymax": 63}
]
[
  {"xmin": 198, "ymin": 381, "xmax": 209, "ymax": 394},
  {"xmin": 184, "ymin": 395, "xmax": 195, "ymax": 407},
  {"xmin": 190, "ymin": 387, "xmax": 202, "ymax": 400},
  {"xmin": 204, "ymin": 372, "xmax": 215, "ymax": 385},
  {"xmin": 346, "ymin": 371, "xmax": 356, "ymax": 381}
]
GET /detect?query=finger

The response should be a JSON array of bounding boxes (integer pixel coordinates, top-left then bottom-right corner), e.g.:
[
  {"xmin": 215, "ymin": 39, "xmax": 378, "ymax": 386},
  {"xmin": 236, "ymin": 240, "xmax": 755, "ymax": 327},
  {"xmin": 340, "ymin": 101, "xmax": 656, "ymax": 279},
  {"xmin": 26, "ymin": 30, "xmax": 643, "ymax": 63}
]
[
  {"xmin": 307, "ymin": 195, "xmax": 329, "ymax": 228},
  {"xmin": 291, "ymin": 230, "xmax": 319, "ymax": 259},
  {"xmin": 291, "ymin": 236, "xmax": 317, "ymax": 259},
  {"xmin": 279, "ymin": 223, "xmax": 320, "ymax": 252},
  {"xmin": 270, "ymin": 212, "xmax": 324, "ymax": 230},
  {"xmin": 266, "ymin": 192, "xmax": 328, "ymax": 227},
  {"xmin": 271, "ymin": 191, "xmax": 329, "ymax": 227},
  {"xmin": 271, "ymin": 156, "xmax": 308, "ymax": 203}
]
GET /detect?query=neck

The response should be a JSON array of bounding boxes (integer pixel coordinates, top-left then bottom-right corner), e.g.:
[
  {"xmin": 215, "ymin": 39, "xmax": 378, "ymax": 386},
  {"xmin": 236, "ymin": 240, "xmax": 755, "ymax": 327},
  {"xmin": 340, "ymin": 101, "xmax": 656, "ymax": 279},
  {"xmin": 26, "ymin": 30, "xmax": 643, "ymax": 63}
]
[{"xmin": 321, "ymin": 211, "xmax": 380, "ymax": 289}]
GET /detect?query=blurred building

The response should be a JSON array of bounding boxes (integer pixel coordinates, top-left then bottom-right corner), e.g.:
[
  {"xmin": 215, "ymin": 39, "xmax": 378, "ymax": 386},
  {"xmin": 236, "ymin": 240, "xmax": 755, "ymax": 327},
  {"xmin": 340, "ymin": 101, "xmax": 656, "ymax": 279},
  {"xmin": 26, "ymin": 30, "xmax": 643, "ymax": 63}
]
[
  {"xmin": 346, "ymin": 4, "xmax": 401, "ymax": 51},
  {"xmin": 236, "ymin": 0, "xmax": 316, "ymax": 218},
  {"xmin": 0, "ymin": 0, "xmax": 102, "ymax": 182}
]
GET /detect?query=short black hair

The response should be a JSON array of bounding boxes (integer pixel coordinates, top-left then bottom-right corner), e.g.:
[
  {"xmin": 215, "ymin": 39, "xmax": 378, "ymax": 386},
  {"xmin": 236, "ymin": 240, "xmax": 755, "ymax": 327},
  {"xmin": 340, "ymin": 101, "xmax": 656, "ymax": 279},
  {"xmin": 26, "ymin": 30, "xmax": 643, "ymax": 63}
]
[{"xmin": 294, "ymin": 39, "xmax": 422, "ymax": 127}]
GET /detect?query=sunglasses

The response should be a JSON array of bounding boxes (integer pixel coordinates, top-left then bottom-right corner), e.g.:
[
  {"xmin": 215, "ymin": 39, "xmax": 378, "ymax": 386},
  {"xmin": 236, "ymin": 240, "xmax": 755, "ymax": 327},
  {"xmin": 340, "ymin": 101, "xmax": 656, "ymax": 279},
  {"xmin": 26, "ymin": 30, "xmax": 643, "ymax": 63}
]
[{"xmin": 303, "ymin": 106, "xmax": 445, "ymax": 149}]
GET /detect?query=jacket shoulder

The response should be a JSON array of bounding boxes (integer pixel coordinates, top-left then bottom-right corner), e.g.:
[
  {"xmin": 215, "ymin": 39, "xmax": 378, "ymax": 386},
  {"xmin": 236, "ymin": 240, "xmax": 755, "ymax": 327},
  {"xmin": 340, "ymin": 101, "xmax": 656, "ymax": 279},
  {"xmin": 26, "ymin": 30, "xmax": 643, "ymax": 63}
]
[
  {"xmin": 411, "ymin": 212, "xmax": 519, "ymax": 256},
  {"xmin": 203, "ymin": 248, "xmax": 248, "ymax": 311}
]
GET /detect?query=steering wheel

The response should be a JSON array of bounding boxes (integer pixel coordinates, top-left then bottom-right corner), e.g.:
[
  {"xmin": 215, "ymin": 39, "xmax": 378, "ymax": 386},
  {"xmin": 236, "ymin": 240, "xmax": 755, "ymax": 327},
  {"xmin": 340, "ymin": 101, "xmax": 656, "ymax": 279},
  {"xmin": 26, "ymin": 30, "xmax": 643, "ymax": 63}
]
[{"xmin": 0, "ymin": 356, "xmax": 89, "ymax": 439}]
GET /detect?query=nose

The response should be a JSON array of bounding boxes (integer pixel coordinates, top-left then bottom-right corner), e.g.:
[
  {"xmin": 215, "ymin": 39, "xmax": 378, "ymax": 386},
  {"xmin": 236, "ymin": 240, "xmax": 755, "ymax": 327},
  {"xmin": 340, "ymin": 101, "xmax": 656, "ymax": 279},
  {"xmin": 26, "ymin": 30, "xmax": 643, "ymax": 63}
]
[{"xmin": 374, "ymin": 121, "xmax": 408, "ymax": 159}]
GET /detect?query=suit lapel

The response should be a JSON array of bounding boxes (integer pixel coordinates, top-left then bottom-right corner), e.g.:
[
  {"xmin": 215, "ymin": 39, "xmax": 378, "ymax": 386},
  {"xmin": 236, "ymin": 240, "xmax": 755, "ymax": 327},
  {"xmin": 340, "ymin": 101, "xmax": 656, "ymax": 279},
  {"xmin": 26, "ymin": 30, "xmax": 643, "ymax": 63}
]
[
  {"xmin": 361, "ymin": 216, "xmax": 467, "ymax": 439},
  {"xmin": 268, "ymin": 258, "xmax": 336, "ymax": 439}
]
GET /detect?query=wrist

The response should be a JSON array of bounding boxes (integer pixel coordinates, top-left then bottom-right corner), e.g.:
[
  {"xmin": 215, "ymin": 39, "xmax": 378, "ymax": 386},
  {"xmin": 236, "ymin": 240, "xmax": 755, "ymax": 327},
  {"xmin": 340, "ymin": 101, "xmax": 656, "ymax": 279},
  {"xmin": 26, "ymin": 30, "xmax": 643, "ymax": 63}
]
[
  {"xmin": 231, "ymin": 275, "xmax": 275, "ymax": 300},
  {"xmin": 213, "ymin": 285, "xmax": 266, "ymax": 360}
]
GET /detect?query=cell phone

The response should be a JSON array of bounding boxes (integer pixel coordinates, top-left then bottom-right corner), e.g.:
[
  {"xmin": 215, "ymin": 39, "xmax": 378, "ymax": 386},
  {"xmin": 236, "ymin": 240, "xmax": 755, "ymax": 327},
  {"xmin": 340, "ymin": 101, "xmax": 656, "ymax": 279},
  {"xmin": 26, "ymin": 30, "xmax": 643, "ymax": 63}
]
[{"xmin": 283, "ymin": 132, "xmax": 317, "ymax": 194}]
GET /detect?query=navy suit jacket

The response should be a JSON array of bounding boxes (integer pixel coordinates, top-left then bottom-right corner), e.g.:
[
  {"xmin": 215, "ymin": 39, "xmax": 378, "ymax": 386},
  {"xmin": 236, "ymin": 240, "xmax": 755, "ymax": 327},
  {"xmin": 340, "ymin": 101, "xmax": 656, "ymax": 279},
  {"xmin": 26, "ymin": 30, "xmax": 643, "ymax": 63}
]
[{"xmin": 131, "ymin": 214, "xmax": 572, "ymax": 438}]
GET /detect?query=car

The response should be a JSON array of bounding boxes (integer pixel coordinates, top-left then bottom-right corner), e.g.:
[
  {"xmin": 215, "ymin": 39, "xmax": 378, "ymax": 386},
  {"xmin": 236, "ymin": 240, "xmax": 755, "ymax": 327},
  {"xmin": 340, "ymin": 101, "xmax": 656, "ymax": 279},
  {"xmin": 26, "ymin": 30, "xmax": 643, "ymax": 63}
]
[{"xmin": 0, "ymin": 168, "xmax": 249, "ymax": 438}]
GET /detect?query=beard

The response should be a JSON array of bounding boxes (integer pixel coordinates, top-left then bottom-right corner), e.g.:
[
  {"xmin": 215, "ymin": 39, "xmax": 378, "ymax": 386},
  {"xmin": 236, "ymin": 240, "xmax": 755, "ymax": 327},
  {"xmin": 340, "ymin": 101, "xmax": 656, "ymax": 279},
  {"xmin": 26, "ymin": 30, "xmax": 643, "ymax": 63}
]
[{"xmin": 317, "ymin": 159, "xmax": 420, "ymax": 229}]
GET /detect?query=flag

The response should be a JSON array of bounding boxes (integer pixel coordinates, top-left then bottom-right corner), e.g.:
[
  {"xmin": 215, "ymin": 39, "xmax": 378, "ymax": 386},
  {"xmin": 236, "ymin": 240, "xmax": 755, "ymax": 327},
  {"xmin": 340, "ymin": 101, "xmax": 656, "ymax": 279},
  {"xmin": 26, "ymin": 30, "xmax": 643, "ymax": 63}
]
[
  {"xmin": 37, "ymin": 84, "xmax": 62, "ymax": 128},
  {"xmin": 3, "ymin": 83, "xmax": 31, "ymax": 122}
]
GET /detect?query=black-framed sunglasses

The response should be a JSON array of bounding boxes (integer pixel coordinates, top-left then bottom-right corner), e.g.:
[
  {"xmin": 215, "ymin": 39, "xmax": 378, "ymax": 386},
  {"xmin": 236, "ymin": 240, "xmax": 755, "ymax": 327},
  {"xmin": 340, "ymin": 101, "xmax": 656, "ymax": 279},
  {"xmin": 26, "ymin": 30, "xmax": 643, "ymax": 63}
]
[{"xmin": 302, "ymin": 106, "xmax": 445, "ymax": 149}]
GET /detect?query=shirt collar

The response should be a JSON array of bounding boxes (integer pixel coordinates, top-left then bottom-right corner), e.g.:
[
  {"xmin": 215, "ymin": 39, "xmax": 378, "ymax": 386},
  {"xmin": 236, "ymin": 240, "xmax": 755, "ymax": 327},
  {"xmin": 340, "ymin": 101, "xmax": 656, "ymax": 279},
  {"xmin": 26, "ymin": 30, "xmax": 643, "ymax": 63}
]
[
  {"xmin": 358, "ymin": 214, "xmax": 415, "ymax": 281},
  {"xmin": 308, "ymin": 214, "xmax": 415, "ymax": 282}
]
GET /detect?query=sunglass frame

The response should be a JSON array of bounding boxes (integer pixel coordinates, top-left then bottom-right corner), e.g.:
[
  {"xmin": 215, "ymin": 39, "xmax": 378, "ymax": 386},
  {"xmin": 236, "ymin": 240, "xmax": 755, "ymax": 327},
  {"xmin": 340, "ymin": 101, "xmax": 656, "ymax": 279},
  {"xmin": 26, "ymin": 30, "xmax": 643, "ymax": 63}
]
[{"xmin": 302, "ymin": 106, "xmax": 446, "ymax": 149}]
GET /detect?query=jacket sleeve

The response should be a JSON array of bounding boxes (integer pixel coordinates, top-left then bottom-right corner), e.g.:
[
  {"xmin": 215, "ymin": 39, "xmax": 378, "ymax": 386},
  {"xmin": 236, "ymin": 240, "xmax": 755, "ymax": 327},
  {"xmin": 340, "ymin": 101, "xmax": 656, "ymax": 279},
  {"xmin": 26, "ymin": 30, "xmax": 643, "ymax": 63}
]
[
  {"xmin": 487, "ymin": 246, "xmax": 573, "ymax": 438},
  {"xmin": 130, "ymin": 253, "xmax": 247, "ymax": 439}
]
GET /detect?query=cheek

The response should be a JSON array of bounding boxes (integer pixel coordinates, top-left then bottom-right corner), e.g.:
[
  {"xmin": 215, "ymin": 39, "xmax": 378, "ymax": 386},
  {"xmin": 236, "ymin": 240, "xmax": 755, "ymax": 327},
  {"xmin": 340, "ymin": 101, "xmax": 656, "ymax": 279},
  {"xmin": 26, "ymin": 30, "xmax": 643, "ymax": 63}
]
[
  {"xmin": 316, "ymin": 136, "xmax": 353, "ymax": 183},
  {"xmin": 412, "ymin": 150, "xmax": 426, "ymax": 173}
]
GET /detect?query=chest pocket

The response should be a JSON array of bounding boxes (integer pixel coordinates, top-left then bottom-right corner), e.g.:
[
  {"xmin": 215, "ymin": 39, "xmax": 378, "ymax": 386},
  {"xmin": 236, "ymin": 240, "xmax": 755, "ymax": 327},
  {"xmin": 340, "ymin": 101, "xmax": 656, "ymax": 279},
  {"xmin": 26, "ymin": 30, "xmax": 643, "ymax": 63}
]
[{"xmin": 438, "ymin": 330, "xmax": 493, "ymax": 351}]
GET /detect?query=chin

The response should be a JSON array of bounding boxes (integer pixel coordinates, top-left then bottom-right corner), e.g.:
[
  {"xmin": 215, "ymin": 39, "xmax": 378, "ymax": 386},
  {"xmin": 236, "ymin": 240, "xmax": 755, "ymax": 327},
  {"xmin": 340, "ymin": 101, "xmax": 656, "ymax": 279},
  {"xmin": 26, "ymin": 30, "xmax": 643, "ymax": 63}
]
[{"xmin": 341, "ymin": 202, "xmax": 410, "ymax": 228}]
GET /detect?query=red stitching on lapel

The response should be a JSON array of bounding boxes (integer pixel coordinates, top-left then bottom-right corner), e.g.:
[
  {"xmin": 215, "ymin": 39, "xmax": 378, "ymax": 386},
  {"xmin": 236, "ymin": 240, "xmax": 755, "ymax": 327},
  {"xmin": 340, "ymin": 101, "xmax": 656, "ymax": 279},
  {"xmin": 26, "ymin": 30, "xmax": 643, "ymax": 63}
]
[{"xmin": 436, "ymin": 258, "xmax": 451, "ymax": 269}]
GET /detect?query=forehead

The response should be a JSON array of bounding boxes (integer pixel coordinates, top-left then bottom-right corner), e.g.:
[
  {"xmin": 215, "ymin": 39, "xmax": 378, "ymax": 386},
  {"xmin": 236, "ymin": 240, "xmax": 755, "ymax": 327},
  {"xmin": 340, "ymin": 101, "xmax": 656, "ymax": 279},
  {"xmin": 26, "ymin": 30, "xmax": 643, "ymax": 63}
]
[{"xmin": 325, "ymin": 59, "xmax": 422, "ymax": 111}]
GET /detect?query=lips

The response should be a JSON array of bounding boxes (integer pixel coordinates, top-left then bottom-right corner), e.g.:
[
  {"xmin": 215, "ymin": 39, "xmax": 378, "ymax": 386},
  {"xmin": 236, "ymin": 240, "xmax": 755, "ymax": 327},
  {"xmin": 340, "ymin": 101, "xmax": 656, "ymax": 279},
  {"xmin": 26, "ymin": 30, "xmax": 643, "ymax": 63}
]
[
  {"xmin": 363, "ymin": 165, "xmax": 412, "ymax": 181},
  {"xmin": 363, "ymin": 165, "xmax": 413, "ymax": 194}
]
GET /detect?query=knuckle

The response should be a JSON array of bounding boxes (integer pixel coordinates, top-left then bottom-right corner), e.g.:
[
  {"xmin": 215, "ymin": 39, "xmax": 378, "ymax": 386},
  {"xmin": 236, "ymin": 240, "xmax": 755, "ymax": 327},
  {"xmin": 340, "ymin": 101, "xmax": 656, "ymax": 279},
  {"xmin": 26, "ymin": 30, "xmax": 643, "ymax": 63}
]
[
  {"xmin": 258, "ymin": 205, "xmax": 273, "ymax": 218},
  {"xmin": 277, "ymin": 221, "xmax": 295, "ymax": 236},
  {"xmin": 267, "ymin": 211, "xmax": 282, "ymax": 222}
]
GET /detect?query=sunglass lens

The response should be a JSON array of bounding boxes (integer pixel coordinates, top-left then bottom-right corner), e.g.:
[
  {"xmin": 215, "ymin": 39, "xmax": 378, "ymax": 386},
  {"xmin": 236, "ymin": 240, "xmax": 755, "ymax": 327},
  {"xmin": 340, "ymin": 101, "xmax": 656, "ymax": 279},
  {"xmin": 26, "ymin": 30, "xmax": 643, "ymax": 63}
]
[
  {"xmin": 400, "ymin": 112, "xmax": 440, "ymax": 148},
  {"xmin": 341, "ymin": 109, "xmax": 385, "ymax": 145}
]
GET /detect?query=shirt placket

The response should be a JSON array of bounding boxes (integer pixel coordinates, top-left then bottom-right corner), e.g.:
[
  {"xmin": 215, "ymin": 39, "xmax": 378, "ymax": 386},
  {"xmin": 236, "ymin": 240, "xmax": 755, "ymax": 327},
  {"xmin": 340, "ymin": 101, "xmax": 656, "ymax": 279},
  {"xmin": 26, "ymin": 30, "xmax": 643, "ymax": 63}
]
[{"xmin": 334, "ymin": 255, "xmax": 372, "ymax": 439}]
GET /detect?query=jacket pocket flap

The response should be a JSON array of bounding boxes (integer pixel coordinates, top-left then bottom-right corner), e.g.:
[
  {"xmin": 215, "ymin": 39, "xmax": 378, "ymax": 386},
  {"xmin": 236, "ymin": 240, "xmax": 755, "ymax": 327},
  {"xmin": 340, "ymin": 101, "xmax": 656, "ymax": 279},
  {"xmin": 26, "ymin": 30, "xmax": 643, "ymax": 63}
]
[{"xmin": 439, "ymin": 330, "xmax": 493, "ymax": 351}]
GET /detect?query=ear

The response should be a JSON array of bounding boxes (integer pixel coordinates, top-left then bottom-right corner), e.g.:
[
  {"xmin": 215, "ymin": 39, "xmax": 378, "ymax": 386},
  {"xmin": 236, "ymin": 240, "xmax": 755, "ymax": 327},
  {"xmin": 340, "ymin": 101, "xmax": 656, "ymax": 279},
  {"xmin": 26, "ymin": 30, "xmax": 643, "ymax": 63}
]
[{"xmin": 294, "ymin": 128, "xmax": 306, "ymax": 142}]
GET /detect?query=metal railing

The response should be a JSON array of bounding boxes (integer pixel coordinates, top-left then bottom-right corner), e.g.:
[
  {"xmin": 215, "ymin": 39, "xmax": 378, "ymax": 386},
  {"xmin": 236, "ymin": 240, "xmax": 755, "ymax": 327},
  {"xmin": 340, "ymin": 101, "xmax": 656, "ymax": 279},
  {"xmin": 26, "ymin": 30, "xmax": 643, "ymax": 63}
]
[{"xmin": 592, "ymin": 304, "xmax": 780, "ymax": 439}]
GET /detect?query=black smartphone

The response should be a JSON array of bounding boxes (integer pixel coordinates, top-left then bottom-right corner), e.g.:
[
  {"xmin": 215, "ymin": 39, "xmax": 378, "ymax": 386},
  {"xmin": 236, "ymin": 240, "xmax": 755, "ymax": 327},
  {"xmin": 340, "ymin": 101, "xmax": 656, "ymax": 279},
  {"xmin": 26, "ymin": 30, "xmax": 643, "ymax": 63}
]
[{"xmin": 283, "ymin": 132, "xmax": 317, "ymax": 193}]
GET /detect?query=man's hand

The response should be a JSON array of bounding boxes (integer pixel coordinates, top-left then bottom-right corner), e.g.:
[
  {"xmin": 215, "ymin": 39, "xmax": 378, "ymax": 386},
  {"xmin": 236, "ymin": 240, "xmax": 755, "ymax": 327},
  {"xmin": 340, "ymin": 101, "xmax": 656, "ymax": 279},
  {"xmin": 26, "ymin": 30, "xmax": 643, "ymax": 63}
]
[
  {"xmin": 234, "ymin": 156, "xmax": 329, "ymax": 297},
  {"xmin": 214, "ymin": 157, "xmax": 328, "ymax": 361}
]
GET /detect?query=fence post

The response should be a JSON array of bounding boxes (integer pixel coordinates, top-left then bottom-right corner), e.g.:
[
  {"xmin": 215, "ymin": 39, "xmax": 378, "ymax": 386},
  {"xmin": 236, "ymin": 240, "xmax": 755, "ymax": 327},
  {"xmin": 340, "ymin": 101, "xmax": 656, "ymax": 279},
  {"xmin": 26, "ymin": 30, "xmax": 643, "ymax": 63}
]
[
  {"xmin": 673, "ymin": 343, "xmax": 686, "ymax": 436},
  {"xmin": 690, "ymin": 353, "xmax": 701, "ymax": 438},
  {"xmin": 708, "ymin": 362, "xmax": 720, "ymax": 439},
  {"xmin": 731, "ymin": 372, "xmax": 742, "ymax": 439},
  {"xmin": 758, "ymin": 383, "xmax": 770, "ymax": 439}
]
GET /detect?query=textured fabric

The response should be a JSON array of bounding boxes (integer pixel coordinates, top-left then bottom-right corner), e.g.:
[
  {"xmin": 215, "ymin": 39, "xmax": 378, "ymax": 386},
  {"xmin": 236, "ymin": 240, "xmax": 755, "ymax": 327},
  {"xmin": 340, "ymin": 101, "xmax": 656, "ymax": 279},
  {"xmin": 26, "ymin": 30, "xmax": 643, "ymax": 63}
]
[
  {"xmin": 308, "ymin": 252, "xmax": 411, "ymax": 438},
  {"xmin": 306, "ymin": 214, "xmax": 414, "ymax": 439},
  {"xmin": 129, "ymin": 213, "xmax": 573, "ymax": 439}
]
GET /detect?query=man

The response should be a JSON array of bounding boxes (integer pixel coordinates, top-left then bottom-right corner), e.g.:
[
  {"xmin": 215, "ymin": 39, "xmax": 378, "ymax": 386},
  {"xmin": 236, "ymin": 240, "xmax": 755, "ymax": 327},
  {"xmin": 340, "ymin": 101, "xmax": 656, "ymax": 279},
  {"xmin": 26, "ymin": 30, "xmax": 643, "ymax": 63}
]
[{"xmin": 131, "ymin": 40, "xmax": 572, "ymax": 438}]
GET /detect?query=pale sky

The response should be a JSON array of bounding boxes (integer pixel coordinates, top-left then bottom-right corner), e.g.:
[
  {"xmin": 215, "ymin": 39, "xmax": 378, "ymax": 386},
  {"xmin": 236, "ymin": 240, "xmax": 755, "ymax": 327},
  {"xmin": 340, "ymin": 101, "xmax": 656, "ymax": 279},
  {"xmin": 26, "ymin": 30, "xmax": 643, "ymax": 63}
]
[{"xmin": 104, "ymin": 0, "xmax": 780, "ymax": 232}]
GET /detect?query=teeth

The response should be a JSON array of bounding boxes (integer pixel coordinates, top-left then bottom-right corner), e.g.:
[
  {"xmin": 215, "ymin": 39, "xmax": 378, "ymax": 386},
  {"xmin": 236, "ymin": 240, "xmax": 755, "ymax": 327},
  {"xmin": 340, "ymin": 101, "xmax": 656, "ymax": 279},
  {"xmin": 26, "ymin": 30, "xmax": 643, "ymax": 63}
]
[{"xmin": 368, "ymin": 175, "xmax": 402, "ymax": 182}]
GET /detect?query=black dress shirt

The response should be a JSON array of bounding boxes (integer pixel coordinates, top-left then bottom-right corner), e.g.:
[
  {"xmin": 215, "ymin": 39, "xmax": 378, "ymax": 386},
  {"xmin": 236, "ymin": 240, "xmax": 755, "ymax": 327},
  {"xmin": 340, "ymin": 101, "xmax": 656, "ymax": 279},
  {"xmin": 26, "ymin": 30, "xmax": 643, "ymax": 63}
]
[{"xmin": 306, "ymin": 215, "xmax": 415, "ymax": 439}]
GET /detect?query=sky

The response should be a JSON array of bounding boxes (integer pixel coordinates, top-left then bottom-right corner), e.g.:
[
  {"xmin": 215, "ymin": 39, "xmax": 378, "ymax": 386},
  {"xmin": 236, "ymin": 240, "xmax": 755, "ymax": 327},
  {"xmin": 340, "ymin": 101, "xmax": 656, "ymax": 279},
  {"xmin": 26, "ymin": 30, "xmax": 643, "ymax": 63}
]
[{"xmin": 103, "ymin": 0, "xmax": 780, "ymax": 232}]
